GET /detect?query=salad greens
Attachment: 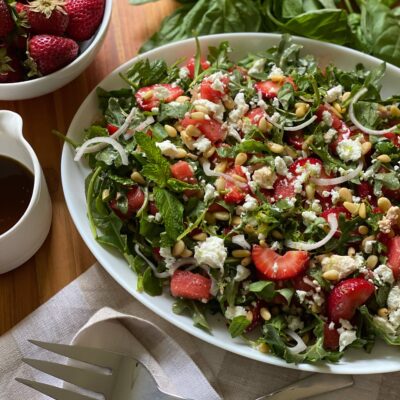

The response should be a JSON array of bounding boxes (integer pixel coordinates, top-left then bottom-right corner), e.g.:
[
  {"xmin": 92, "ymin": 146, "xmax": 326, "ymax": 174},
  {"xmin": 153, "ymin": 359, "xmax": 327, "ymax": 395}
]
[
  {"xmin": 129, "ymin": 0, "xmax": 400, "ymax": 68},
  {"xmin": 73, "ymin": 35, "xmax": 400, "ymax": 364}
]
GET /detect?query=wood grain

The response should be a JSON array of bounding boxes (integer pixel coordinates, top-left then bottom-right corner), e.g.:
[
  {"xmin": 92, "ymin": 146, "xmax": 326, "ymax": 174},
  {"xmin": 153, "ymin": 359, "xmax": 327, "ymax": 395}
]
[{"xmin": 0, "ymin": 0, "xmax": 177, "ymax": 335}]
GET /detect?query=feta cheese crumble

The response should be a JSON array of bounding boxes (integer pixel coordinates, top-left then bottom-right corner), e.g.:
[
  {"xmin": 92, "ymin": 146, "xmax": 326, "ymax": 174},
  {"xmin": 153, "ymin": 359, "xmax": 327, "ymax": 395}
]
[
  {"xmin": 243, "ymin": 194, "xmax": 258, "ymax": 211},
  {"xmin": 339, "ymin": 330, "xmax": 357, "ymax": 351},
  {"xmin": 274, "ymin": 156, "xmax": 288, "ymax": 176},
  {"xmin": 193, "ymin": 135, "xmax": 212, "ymax": 153},
  {"xmin": 204, "ymin": 183, "xmax": 217, "ymax": 203},
  {"xmin": 321, "ymin": 255, "xmax": 364, "ymax": 280},
  {"xmin": 234, "ymin": 265, "xmax": 251, "ymax": 282},
  {"xmin": 194, "ymin": 236, "xmax": 227, "ymax": 270},
  {"xmin": 232, "ymin": 234, "xmax": 251, "ymax": 250},
  {"xmin": 252, "ymin": 166, "xmax": 277, "ymax": 189},
  {"xmin": 225, "ymin": 306, "xmax": 247, "ymax": 320},
  {"xmin": 248, "ymin": 58, "xmax": 266, "ymax": 75},
  {"xmin": 337, "ymin": 139, "xmax": 362, "ymax": 162},
  {"xmin": 156, "ymin": 140, "xmax": 182, "ymax": 159},
  {"xmin": 324, "ymin": 85, "xmax": 343, "ymax": 103},
  {"xmin": 373, "ymin": 264, "xmax": 394, "ymax": 285},
  {"xmin": 268, "ymin": 64, "xmax": 284, "ymax": 80}
]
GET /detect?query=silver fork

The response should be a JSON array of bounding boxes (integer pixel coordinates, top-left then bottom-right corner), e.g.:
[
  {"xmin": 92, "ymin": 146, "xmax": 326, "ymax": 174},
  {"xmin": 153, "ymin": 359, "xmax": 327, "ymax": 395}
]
[{"xmin": 16, "ymin": 340, "xmax": 189, "ymax": 400}]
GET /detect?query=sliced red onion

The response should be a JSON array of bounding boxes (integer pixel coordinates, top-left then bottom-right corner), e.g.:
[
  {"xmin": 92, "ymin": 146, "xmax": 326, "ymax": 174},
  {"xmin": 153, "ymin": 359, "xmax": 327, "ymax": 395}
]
[
  {"xmin": 349, "ymin": 88, "xmax": 398, "ymax": 135},
  {"xmin": 202, "ymin": 160, "xmax": 248, "ymax": 188},
  {"xmin": 286, "ymin": 329, "xmax": 307, "ymax": 354},
  {"xmin": 134, "ymin": 243, "xmax": 162, "ymax": 277},
  {"xmin": 311, "ymin": 161, "xmax": 363, "ymax": 186},
  {"xmin": 124, "ymin": 116, "xmax": 155, "ymax": 140},
  {"xmin": 284, "ymin": 115, "xmax": 317, "ymax": 131},
  {"xmin": 74, "ymin": 137, "xmax": 128, "ymax": 165},
  {"xmin": 285, "ymin": 213, "xmax": 338, "ymax": 251}
]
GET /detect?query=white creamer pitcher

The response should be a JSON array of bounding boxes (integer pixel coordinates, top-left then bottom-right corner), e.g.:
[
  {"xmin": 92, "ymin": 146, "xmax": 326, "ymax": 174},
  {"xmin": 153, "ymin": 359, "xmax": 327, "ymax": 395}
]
[{"xmin": 0, "ymin": 110, "xmax": 52, "ymax": 273}]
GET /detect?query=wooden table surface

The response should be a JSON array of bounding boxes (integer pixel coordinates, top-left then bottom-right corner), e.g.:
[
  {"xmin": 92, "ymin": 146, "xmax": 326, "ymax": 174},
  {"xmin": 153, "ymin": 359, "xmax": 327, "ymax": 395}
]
[{"xmin": 0, "ymin": 0, "xmax": 177, "ymax": 335}]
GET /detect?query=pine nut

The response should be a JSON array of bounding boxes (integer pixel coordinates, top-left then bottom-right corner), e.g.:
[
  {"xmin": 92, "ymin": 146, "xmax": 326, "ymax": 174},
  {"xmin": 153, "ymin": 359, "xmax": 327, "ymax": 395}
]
[
  {"xmin": 358, "ymin": 203, "xmax": 367, "ymax": 219},
  {"xmin": 214, "ymin": 177, "xmax": 226, "ymax": 192},
  {"xmin": 244, "ymin": 224, "xmax": 255, "ymax": 234},
  {"xmin": 341, "ymin": 91, "xmax": 351, "ymax": 102},
  {"xmin": 377, "ymin": 197, "xmax": 392, "ymax": 212},
  {"xmin": 191, "ymin": 111, "xmax": 206, "ymax": 120},
  {"xmin": 361, "ymin": 235, "xmax": 376, "ymax": 252},
  {"xmin": 285, "ymin": 146, "xmax": 298, "ymax": 158},
  {"xmin": 215, "ymin": 160, "xmax": 228, "ymax": 173},
  {"xmin": 180, "ymin": 131, "xmax": 194, "ymax": 150},
  {"xmin": 302, "ymin": 333, "xmax": 310, "ymax": 345},
  {"xmin": 333, "ymin": 102, "xmax": 342, "ymax": 114},
  {"xmin": 232, "ymin": 174, "xmax": 247, "ymax": 183},
  {"xmin": 348, "ymin": 247, "xmax": 356, "ymax": 256},
  {"xmin": 205, "ymin": 212, "xmax": 216, "ymax": 224},
  {"xmin": 230, "ymin": 216, "xmax": 241, "ymax": 227},
  {"xmin": 192, "ymin": 232, "xmax": 207, "ymax": 241},
  {"xmin": 142, "ymin": 90, "xmax": 153, "ymax": 100},
  {"xmin": 176, "ymin": 95, "xmax": 190, "ymax": 103},
  {"xmin": 214, "ymin": 211, "xmax": 230, "ymax": 221},
  {"xmin": 203, "ymin": 146, "xmax": 216, "ymax": 159},
  {"xmin": 390, "ymin": 105, "xmax": 400, "ymax": 117},
  {"xmin": 102, "ymin": 189, "xmax": 110, "ymax": 201},
  {"xmin": 338, "ymin": 187, "xmax": 352, "ymax": 202},
  {"xmin": 172, "ymin": 240, "xmax": 185, "ymax": 257},
  {"xmin": 377, "ymin": 154, "xmax": 391, "ymax": 163},
  {"xmin": 259, "ymin": 239, "xmax": 267, "ymax": 247},
  {"xmin": 131, "ymin": 171, "xmax": 146, "ymax": 184},
  {"xmin": 186, "ymin": 153, "xmax": 198, "ymax": 160},
  {"xmin": 267, "ymin": 142, "xmax": 284, "ymax": 154},
  {"xmin": 366, "ymin": 255, "xmax": 379, "ymax": 269},
  {"xmin": 260, "ymin": 307, "xmax": 272, "ymax": 321},
  {"xmin": 343, "ymin": 201, "xmax": 360, "ymax": 215},
  {"xmin": 361, "ymin": 141, "xmax": 372, "ymax": 155},
  {"xmin": 223, "ymin": 97, "xmax": 235, "ymax": 110},
  {"xmin": 358, "ymin": 225, "xmax": 369, "ymax": 235},
  {"xmin": 301, "ymin": 135, "xmax": 314, "ymax": 150},
  {"xmin": 257, "ymin": 343, "xmax": 270, "ymax": 353},
  {"xmin": 181, "ymin": 248, "xmax": 193, "ymax": 258},
  {"xmin": 164, "ymin": 124, "xmax": 177, "ymax": 137},
  {"xmin": 241, "ymin": 256, "xmax": 251, "ymax": 266},
  {"xmin": 258, "ymin": 117, "xmax": 271, "ymax": 133},
  {"xmin": 270, "ymin": 74, "xmax": 284, "ymax": 83},
  {"xmin": 322, "ymin": 270, "xmax": 339, "ymax": 281},
  {"xmin": 235, "ymin": 152, "xmax": 248, "ymax": 166},
  {"xmin": 295, "ymin": 103, "xmax": 309, "ymax": 118},
  {"xmin": 175, "ymin": 148, "xmax": 188, "ymax": 158},
  {"xmin": 305, "ymin": 184, "xmax": 315, "ymax": 200},
  {"xmin": 330, "ymin": 106, "xmax": 342, "ymax": 119},
  {"xmin": 186, "ymin": 124, "xmax": 202, "ymax": 137},
  {"xmin": 194, "ymin": 105, "xmax": 209, "ymax": 114},
  {"xmin": 232, "ymin": 249, "xmax": 251, "ymax": 258},
  {"xmin": 246, "ymin": 311, "xmax": 253, "ymax": 322},
  {"xmin": 272, "ymin": 230, "xmax": 283, "ymax": 239},
  {"xmin": 378, "ymin": 308, "xmax": 389, "ymax": 318},
  {"xmin": 174, "ymin": 123, "xmax": 184, "ymax": 132}
]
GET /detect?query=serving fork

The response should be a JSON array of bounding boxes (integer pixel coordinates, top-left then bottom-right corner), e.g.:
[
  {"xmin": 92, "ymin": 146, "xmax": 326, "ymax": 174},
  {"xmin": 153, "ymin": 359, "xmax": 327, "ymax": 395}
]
[{"xmin": 17, "ymin": 340, "xmax": 353, "ymax": 400}]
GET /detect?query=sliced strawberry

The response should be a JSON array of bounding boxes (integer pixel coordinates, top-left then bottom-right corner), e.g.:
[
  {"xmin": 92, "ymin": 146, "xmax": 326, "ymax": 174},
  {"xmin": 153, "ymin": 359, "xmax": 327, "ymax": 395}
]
[
  {"xmin": 110, "ymin": 186, "xmax": 145, "ymax": 219},
  {"xmin": 315, "ymin": 105, "xmax": 342, "ymax": 130},
  {"xmin": 252, "ymin": 245, "xmax": 309, "ymax": 281},
  {"xmin": 170, "ymin": 270, "xmax": 211, "ymax": 301},
  {"xmin": 289, "ymin": 157, "xmax": 322, "ymax": 175},
  {"xmin": 287, "ymin": 130, "xmax": 305, "ymax": 150},
  {"xmin": 329, "ymin": 121, "xmax": 352, "ymax": 152},
  {"xmin": 387, "ymin": 237, "xmax": 400, "ymax": 280},
  {"xmin": 135, "ymin": 84, "xmax": 184, "ymax": 111},
  {"xmin": 327, "ymin": 278, "xmax": 375, "ymax": 323},
  {"xmin": 207, "ymin": 202, "xmax": 226, "ymax": 213},
  {"xmin": 357, "ymin": 181, "xmax": 374, "ymax": 200},
  {"xmin": 246, "ymin": 107, "xmax": 265, "ymax": 125},
  {"xmin": 323, "ymin": 323, "xmax": 340, "ymax": 350},
  {"xmin": 200, "ymin": 74, "xmax": 229, "ymax": 103},
  {"xmin": 170, "ymin": 160, "xmax": 194, "ymax": 182},
  {"xmin": 185, "ymin": 56, "xmax": 210, "ymax": 79},
  {"xmin": 223, "ymin": 166, "xmax": 249, "ymax": 204},
  {"xmin": 291, "ymin": 274, "xmax": 315, "ymax": 292},
  {"xmin": 106, "ymin": 123, "xmax": 118, "ymax": 135},
  {"xmin": 254, "ymin": 77, "xmax": 296, "ymax": 99},
  {"xmin": 181, "ymin": 117, "xmax": 225, "ymax": 143},
  {"xmin": 274, "ymin": 176, "xmax": 296, "ymax": 199}
]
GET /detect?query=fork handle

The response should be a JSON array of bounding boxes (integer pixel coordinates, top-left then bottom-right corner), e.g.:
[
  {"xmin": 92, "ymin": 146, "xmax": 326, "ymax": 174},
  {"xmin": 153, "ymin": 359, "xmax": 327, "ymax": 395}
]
[{"xmin": 255, "ymin": 373, "xmax": 354, "ymax": 400}]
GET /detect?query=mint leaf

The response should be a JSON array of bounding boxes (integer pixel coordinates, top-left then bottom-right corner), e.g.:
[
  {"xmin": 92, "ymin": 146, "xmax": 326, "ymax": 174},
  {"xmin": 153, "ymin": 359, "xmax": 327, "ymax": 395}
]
[
  {"xmin": 142, "ymin": 267, "xmax": 163, "ymax": 296},
  {"xmin": 229, "ymin": 315, "xmax": 251, "ymax": 338},
  {"xmin": 135, "ymin": 131, "xmax": 170, "ymax": 187},
  {"xmin": 154, "ymin": 187, "xmax": 184, "ymax": 245},
  {"xmin": 158, "ymin": 102, "xmax": 190, "ymax": 122}
]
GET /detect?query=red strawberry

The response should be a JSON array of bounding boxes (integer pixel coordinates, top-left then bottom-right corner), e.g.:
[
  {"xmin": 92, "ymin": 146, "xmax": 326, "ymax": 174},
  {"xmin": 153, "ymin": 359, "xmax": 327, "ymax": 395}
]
[
  {"xmin": 65, "ymin": 0, "xmax": 105, "ymax": 41},
  {"xmin": 223, "ymin": 165, "xmax": 249, "ymax": 204},
  {"xmin": 287, "ymin": 130, "xmax": 305, "ymax": 150},
  {"xmin": 170, "ymin": 270, "xmax": 211, "ymax": 301},
  {"xmin": 185, "ymin": 56, "xmax": 210, "ymax": 79},
  {"xmin": 315, "ymin": 104, "xmax": 342, "ymax": 130},
  {"xmin": 135, "ymin": 83, "xmax": 184, "ymax": 111},
  {"xmin": 16, "ymin": 0, "xmax": 69, "ymax": 36},
  {"xmin": 323, "ymin": 323, "xmax": 339, "ymax": 350},
  {"xmin": 110, "ymin": 186, "xmax": 145, "ymax": 219},
  {"xmin": 273, "ymin": 176, "xmax": 296, "ymax": 199},
  {"xmin": 27, "ymin": 34, "xmax": 78, "ymax": 75},
  {"xmin": 245, "ymin": 107, "xmax": 265, "ymax": 125},
  {"xmin": 327, "ymin": 278, "xmax": 375, "ymax": 323},
  {"xmin": 200, "ymin": 74, "xmax": 229, "ymax": 103},
  {"xmin": 387, "ymin": 237, "xmax": 400, "ymax": 280},
  {"xmin": 254, "ymin": 77, "xmax": 297, "ymax": 99},
  {"xmin": 251, "ymin": 245, "xmax": 309, "ymax": 281},
  {"xmin": 170, "ymin": 160, "xmax": 194, "ymax": 182},
  {"xmin": 106, "ymin": 123, "xmax": 118, "ymax": 135},
  {"xmin": 0, "ymin": 0, "xmax": 14, "ymax": 37},
  {"xmin": 0, "ymin": 47, "xmax": 24, "ymax": 83}
]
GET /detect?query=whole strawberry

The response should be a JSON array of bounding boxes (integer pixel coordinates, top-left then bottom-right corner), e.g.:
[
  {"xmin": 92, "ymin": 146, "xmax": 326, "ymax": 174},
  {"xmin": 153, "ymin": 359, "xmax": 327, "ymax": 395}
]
[
  {"xmin": 0, "ymin": 0, "xmax": 15, "ymax": 37},
  {"xmin": 27, "ymin": 34, "xmax": 78, "ymax": 75},
  {"xmin": 65, "ymin": 0, "xmax": 105, "ymax": 42},
  {"xmin": 0, "ymin": 47, "xmax": 23, "ymax": 83},
  {"xmin": 16, "ymin": 0, "xmax": 69, "ymax": 36}
]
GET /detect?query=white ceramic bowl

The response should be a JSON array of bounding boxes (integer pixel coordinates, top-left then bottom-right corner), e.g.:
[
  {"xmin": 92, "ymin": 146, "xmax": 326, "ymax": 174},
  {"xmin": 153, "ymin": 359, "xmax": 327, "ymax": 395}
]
[
  {"xmin": 0, "ymin": 0, "xmax": 112, "ymax": 101},
  {"xmin": 62, "ymin": 33, "xmax": 400, "ymax": 374},
  {"xmin": 0, "ymin": 110, "xmax": 52, "ymax": 272}
]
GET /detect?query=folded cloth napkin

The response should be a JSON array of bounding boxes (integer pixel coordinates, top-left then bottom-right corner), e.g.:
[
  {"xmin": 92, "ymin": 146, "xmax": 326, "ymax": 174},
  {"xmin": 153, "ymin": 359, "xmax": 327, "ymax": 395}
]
[{"xmin": 0, "ymin": 263, "xmax": 399, "ymax": 400}]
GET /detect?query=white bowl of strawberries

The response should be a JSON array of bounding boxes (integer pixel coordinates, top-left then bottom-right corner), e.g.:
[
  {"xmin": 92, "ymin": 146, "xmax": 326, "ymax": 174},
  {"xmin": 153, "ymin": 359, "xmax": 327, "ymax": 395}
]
[{"xmin": 0, "ymin": 0, "xmax": 112, "ymax": 100}]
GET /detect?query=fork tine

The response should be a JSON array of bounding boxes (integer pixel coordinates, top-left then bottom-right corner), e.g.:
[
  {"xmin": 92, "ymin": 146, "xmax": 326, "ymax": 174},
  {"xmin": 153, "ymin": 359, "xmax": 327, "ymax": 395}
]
[
  {"xmin": 15, "ymin": 378, "xmax": 96, "ymax": 400},
  {"xmin": 29, "ymin": 340, "xmax": 122, "ymax": 370},
  {"xmin": 22, "ymin": 358, "xmax": 113, "ymax": 395}
]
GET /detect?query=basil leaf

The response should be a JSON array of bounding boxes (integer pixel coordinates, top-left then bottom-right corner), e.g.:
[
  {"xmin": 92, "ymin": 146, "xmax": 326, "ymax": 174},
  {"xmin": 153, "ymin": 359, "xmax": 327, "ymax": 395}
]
[
  {"xmin": 154, "ymin": 187, "xmax": 184, "ymax": 245},
  {"xmin": 229, "ymin": 316, "xmax": 251, "ymax": 338}
]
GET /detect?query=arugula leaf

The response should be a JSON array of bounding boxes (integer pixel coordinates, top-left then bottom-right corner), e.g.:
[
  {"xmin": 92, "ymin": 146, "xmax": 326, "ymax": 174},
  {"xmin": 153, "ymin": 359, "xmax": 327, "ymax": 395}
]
[
  {"xmin": 124, "ymin": 59, "xmax": 169, "ymax": 88},
  {"xmin": 249, "ymin": 280, "xmax": 294, "ymax": 304},
  {"xmin": 154, "ymin": 187, "xmax": 184, "ymax": 246},
  {"xmin": 135, "ymin": 131, "xmax": 170, "ymax": 187},
  {"xmin": 277, "ymin": 82, "xmax": 295, "ymax": 110},
  {"xmin": 353, "ymin": 101, "xmax": 380, "ymax": 128},
  {"xmin": 173, "ymin": 298, "xmax": 211, "ymax": 332},
  {"xmin": 142, "ymin": 267, "xmax": 163, "ymax": 296},
  {"xmin": 229, "ymin": 316, "xmax": 251, "ymax": 338},
  {"xmin": 158, "ymin": 102, "xmax": 190, "ymax": 122},
  {"xmin": 374, "ymin": 172, "xmax": 400, "ymax": 196}
]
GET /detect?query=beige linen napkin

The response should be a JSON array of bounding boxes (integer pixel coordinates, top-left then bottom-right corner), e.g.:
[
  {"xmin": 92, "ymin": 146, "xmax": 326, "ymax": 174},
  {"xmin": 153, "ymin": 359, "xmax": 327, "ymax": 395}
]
[{"xmin": 0, "ymin": 263, "xmax": 399, "ymax": 400}]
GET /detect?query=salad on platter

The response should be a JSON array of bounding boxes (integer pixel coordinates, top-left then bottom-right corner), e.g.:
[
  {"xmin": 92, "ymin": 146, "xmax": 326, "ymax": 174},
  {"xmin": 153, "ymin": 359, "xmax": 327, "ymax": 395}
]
[{"xmin": 71, "ymin": 35, "xmax": 400, "ymax": 363}]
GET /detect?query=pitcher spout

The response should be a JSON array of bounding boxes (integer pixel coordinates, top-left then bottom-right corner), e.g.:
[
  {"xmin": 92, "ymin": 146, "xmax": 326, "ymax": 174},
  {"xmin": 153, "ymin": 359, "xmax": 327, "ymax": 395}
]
[{"xmin": 0, "ymin": 110, "xmax": 24, "ymax": 140}]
